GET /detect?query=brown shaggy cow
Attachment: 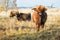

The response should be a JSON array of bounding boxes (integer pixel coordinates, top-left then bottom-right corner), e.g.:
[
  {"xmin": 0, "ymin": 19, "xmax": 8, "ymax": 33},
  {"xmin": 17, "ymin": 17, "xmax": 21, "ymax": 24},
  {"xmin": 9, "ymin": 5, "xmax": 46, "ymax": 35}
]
[
  {"xmin": 32, "ymin": 5, "xmax": 47, "ymax": 31},
  {"xmin": 10, "ymin": 9, "xmax": 31, "ymax": 21}
]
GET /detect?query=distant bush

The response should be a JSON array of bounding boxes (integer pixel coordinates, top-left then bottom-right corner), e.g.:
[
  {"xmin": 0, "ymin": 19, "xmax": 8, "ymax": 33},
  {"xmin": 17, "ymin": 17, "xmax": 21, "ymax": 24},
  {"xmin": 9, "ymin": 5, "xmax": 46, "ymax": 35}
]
[{"xmin": 0, "ymin": 7, "xmax": 6, "ymax": 12}]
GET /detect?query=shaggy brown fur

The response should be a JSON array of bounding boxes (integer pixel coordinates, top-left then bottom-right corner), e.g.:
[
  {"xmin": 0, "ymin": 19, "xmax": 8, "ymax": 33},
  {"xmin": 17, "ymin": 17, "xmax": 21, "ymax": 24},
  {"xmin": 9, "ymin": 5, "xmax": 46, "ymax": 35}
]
[{"xmin": 32, "ymin": 5, "xmax": 47, "ymax": 31}]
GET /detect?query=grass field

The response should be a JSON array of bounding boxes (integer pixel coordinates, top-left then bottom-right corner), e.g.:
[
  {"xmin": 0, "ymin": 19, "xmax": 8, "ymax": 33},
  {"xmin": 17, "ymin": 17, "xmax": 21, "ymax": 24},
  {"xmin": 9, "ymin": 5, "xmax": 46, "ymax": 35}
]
[{"xmin": 0, "ymin": 8, "xmax": 60, "ymax": 40}]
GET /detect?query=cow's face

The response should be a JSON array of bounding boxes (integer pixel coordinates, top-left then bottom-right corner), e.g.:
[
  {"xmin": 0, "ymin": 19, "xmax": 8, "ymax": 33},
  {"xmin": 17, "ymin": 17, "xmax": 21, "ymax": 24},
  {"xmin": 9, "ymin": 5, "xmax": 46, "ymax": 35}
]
[
  {"xmin": 38, "ymin": 5, "xmax": 47, "ymax": 12},
  {"xmin": 10, "ymin": 10, "xmax": 19, "ymax": 17}
]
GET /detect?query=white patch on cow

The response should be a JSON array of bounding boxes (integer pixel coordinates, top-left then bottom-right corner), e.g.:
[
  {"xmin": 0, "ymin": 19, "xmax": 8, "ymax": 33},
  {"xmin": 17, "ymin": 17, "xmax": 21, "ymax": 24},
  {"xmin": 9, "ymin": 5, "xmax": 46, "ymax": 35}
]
[{"xmin": 39, "ymin": 13, "xmax": 42, "ymax": 15}]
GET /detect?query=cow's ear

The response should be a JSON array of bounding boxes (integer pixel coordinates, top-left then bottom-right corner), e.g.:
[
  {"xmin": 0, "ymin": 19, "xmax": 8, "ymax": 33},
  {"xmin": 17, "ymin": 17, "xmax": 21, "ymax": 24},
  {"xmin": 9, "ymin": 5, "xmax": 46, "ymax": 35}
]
[
  {"xmin": 32, "ymin": 8, "xmax": 36, "ymax": 11},
  {"xmin": 44, "ymin": 8, "xmax": 47, "ymax": 11}
]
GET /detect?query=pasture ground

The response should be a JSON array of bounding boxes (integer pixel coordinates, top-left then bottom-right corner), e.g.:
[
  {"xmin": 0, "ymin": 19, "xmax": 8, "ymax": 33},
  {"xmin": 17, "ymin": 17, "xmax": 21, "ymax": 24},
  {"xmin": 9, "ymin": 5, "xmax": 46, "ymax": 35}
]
[{"xmin": 0, "ymin": 8, "xmax": 60, "ymax": 40}]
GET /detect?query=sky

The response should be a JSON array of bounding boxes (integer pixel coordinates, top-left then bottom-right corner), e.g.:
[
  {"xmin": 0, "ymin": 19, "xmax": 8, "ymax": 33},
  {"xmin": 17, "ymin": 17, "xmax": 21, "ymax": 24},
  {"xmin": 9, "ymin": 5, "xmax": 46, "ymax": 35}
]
[{"xmin": 16, "ymin": 0, "xmax": 60, "ymax": 8}]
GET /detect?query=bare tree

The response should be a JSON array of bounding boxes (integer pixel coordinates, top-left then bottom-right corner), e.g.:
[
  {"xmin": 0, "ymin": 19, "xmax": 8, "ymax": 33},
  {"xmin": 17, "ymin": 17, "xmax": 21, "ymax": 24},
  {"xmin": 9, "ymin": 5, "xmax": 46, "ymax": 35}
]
[
  {"xmin": 13, "ymin": 0, "xmax": 17, "ymax": 8},
  {"xmin": 7, "ymin": 0, "xmax": 17, "ymax": 9}
]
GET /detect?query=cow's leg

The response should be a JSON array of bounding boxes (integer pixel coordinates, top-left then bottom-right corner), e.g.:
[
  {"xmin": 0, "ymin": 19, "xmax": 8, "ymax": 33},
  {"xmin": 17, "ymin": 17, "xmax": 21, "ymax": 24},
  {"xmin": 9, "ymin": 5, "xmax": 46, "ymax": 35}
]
[
  {"xmin": 35, "ymin": 23, "xmax": 40, "ymax": 31},
  {"xmin": 41, "ymin": 24, "xmax": 44, "ymax": 28},
  {"xmin": 40, "ymin": 25, "xmax": 44, "ymax": 30}
]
